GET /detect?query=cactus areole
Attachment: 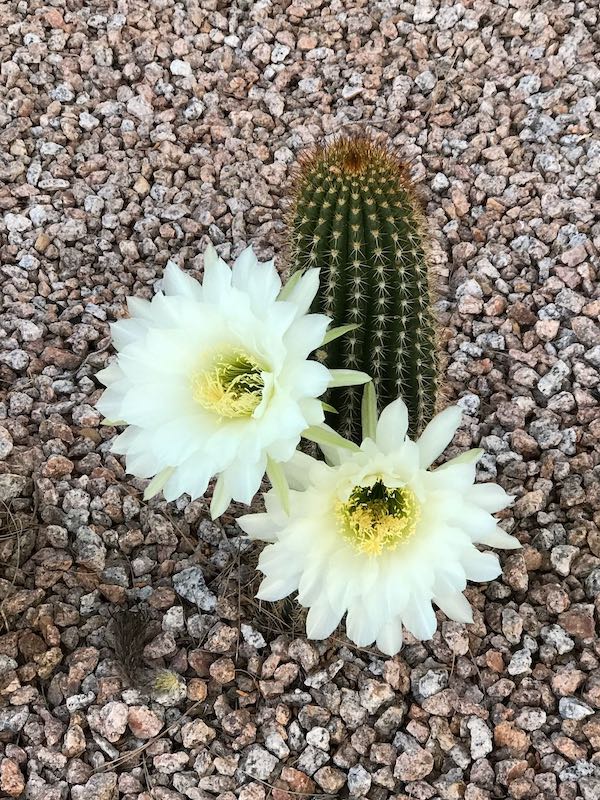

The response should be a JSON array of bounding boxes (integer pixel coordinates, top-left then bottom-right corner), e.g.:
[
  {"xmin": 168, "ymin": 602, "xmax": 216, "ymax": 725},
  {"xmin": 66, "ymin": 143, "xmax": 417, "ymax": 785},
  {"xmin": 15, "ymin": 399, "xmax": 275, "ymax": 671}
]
[{"xmin": 289, "ymin": 137, "xmax": 439, "ymax": 441}]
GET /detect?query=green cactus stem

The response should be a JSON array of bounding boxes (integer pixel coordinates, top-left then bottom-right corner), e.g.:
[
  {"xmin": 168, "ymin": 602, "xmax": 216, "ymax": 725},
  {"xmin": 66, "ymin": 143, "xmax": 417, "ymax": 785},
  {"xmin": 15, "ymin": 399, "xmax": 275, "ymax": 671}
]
[{"xmin": 289, "ymin": 136, "xmax": 439, "ymax": 441}]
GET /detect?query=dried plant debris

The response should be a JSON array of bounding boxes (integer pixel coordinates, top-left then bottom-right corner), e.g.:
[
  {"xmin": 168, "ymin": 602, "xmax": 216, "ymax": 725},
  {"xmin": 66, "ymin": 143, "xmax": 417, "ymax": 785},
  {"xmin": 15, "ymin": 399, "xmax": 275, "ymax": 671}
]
[
  {"xmin": 110, "ymin": 607, "xmax": 154, "ymax": 685},
  {"xmin": 0, "ymin": 501, "xmax": 24, "ymax": 543},
  {"xmin": 0, "ymin": 499, "xmax": 38, "ymax": 570}
]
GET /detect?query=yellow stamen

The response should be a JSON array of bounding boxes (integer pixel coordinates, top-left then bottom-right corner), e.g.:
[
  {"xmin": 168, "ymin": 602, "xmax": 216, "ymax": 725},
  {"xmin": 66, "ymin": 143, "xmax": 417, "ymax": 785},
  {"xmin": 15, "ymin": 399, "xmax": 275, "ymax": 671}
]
[
  {"xmin": 191, "ymin": 350, "xmax": 264, "ymax": 419},
  {"xmin": 337, "ymin": 480, "xmax": 420, "ymax": 556}
]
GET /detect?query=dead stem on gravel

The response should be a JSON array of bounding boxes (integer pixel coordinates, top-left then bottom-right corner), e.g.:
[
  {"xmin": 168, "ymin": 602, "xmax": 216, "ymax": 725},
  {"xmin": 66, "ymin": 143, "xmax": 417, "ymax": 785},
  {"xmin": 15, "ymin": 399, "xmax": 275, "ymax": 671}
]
[
  {"xmin": 141, "ymin": 753, "xmax": 153, "ymax": 792},
  {"xmin": 0, "ymin": 500, "xmax": 24, "ymax": 542},
  {"xmin": 110, "ymin": 608, "xmax": 154, "ymax": 685},
  {"xmin": 0, "ymin": 499, "xmax": 33, "ymax": 632}
]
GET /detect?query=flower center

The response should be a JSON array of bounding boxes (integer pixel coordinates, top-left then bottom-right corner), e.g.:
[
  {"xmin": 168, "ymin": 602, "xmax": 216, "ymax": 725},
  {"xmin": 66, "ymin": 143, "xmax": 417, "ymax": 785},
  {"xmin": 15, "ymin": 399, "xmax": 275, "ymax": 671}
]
[
  {"xmin": 191, "ymin": 350, "xmax": 264, "ymax": 419},
  {"xmin": 337, "ymin": 480, "xmax": 420, "ymax": 556}
]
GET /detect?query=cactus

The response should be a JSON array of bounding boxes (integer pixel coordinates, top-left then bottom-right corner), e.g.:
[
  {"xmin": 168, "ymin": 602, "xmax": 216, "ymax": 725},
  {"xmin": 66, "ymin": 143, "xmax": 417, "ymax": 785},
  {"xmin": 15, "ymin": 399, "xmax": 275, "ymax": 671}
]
[{"xmin": 289, "ymin": 136, "xmax": 439, "ymax": 440}]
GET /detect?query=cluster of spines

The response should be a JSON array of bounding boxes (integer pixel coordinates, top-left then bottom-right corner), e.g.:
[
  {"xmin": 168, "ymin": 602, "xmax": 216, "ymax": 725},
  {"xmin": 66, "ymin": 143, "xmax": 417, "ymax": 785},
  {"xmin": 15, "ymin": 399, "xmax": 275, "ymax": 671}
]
[{"xmin": 289, "ymin": 137, "xmax": 439, "ymax": 440}]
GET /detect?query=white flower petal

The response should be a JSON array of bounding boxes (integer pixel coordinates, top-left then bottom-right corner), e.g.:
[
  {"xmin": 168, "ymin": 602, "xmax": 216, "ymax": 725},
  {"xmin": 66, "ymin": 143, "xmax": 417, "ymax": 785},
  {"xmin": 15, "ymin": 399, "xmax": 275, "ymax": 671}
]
[
  {"xmin": 110, "ymin": 318, "xmax": 148, "ymax": 349},
  {"xmin": 284, "ymin": 313, "xmax": 330, "ymax": 360},
  {"xmin": 262, "ymin": 302, "xmax": 298, "ymax": 345},
  {"xmin": 282, "ymin": 268, "xmax": 320, "ymax": 317},
  {"xmin": 110, "ymin": 424, "xmax": 143, "ymax": 452},
  {"xmin": 265, "ymin": 436, "xmax": 300, "ymax": 463},
  {"xmin": 428, "ymin": 462, "xmax": 476, "ymax": 492},
  {"xmin": 117, "ymin": 385, "xmax": 197, "ymax": 429},
  {"xmin": 297, "ymin": 555, "xmax": 331, "ymax": 607},
  {"xmin": 461, "ymin": 549, "xmax": 502, "ymax": 582},
  {"xmin": 346, "ymin": 602, "xmax": 379, "ymax": 648},
  {"xmin": 438, "ymin": 448, "xmax": 483, "ymax": 468},
  {"xmin": 124, "ymin": 448, "xmax": 162, "ymax": 479},
  {"xmin": 401, "ymin": 595, "xmax": 437, "ymax": 641},
  {"xmin": 433, "ymin": 591, "xmax": 473, "ymax": 624},
  {"xmin": 305, "ymin": 602, "xmax": 343, "ymax": 640},
  {"xmin": 446, "ymin": 504, "xmax": 498, "ymax": 541},
  {"xmin": 475, "ymin": 527, "xmax": 521, "ymax": 550},
  {"xmin": 375, "ymin": 397, "xmax": 409, "ymax": 453},
  {"xmin": 148, "ymin": 417, "xmax": 213, "ymax": 467},
  {"xmin": 281, "ymin": 451, "xmax": 319, "ymax": 491},
  {"xmin": 232, "ymin": 246, "xmax": 281, "ymax": 310},
  {"xmin": 467, "ymin": 482, "xmax": 514, "ymax": 513},
  {"xmin": 202, "ymin": 244, "xmax": 232, "ymax": 302},
  {"xmin": 298, "ymin": 397, "xmax": 326, "ymax": 427},
  {"xmin": 222, "ymin": 457, "xmax": 267, "ymax": 506},
  {"xmin": 144, "ymin": 467, "xmax": 175, "ymax": 500},
  {"xmin": 259, "ymin": 541, "xmax": 302, "ymax": 575},
  {"xmin": 324, "ymin": 558, "xmax": 358, "ymax": 615},
  {"xmin": 318, "ymin": 442, "xmax": 345, "ymax": 467},
  {"xmin": 165, "ymin": 454, "xmax": 213, "ymax": 501},
  {"xmin": 376, "ymin": 618, "xmax": 404, "ymax": 656},
  {"xmin": 126, "ymin": 294, "xmax": 154, "ymax": 319},
  {"xmin": 432, "ymin": 562, "xmax": 467, "ymax": 596},
  {"xmin": 417, "ymin": 405, "xmax": 462, "ymax": 468},
  {"xmin": 96, "ymin": 362, "xmax": 124, "ymax": 386},
  {"xmin": 210, "ymin": 474, "xmax": 231, "ymax": 520},
  {"xmin": 259, "ymin": 395, "xmax": 307, "ymax": 445},
  {"xmin": 96, "ymin": 390, "xmax": 126, "ymax": 421},
  {"xmin": 256, "ymin": 569, "xmax": 300, "ymax": 602},
  {"xmin": 163, "ymin": 261, "xmax": 203, "ymax": 300},
  {"xmin": 237, "ymin": 511, "xmax": 279, "ymax": 542},
  {"xmin": 285, "ymin": 360, "xmax": 331, "ymax": 399}
]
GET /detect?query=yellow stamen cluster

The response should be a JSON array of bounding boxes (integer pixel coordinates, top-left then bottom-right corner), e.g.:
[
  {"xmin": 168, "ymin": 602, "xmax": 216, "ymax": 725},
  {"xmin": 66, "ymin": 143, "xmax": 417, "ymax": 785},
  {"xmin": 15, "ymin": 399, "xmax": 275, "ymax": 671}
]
[
  {"xmin": 192, "ymin": 350, "xmax": 264, "ymax": 419},
  {"xmin": 338, "ymin": 480, "xmax": 420, "ymax": 556}
]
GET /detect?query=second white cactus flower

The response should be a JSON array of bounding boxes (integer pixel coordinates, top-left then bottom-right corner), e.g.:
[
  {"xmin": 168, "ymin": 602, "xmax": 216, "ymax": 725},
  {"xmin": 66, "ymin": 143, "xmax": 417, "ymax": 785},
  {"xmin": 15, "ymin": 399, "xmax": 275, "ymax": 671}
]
[{"xmin": 239, "ymin": 391, "xmax": 520, "ymax": 655}]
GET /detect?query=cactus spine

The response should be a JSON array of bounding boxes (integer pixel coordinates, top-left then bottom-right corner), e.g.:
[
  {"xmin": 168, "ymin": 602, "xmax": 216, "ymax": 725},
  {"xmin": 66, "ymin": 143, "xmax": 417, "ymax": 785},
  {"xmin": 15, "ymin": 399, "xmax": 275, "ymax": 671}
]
[{"xmin": 289, "ymin": 136, "xmax": 439, "ymax": 441}]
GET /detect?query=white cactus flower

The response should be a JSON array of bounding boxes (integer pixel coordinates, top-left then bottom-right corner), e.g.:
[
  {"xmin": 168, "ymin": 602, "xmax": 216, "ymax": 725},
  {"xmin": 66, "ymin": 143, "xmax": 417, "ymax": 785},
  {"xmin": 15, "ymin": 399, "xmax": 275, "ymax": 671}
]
[
  {"xmin": 96, "ymin": 245, "xmax": 369, "ymax": 517},
  {"xmin": 239, "ymin": 393, "xmax": 519, "ymax": 655}
]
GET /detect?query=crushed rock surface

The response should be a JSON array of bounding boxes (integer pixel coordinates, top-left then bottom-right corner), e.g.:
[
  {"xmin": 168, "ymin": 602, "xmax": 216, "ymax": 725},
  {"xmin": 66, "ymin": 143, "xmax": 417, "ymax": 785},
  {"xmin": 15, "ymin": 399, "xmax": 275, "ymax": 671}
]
[{"xmin": 0, "ymin": 1, "xmax": 599, "ymax": 799}]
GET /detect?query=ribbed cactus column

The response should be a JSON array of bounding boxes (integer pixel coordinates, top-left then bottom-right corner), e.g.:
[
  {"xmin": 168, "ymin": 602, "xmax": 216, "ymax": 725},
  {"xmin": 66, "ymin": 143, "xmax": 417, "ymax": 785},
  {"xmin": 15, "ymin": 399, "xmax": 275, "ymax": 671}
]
[{"xmin": 289, "ymin": 136, "xmax": 439, "ymax": 441}]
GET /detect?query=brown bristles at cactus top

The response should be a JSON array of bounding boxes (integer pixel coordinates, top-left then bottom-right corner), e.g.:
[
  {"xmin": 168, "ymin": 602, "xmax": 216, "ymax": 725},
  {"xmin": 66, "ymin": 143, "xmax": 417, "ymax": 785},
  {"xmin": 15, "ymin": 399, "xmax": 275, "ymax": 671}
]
[{"xmin": 289, "ymin": 136, "xmax": 439, "ymax": 440}]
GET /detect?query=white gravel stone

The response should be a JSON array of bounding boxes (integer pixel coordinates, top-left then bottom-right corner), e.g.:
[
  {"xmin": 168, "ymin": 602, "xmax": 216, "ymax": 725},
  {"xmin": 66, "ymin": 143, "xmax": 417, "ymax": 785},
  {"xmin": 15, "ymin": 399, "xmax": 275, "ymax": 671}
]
[
  {"xmin": 347, "ymin": 764, "xmax": 372, "ymax": 796},
  {"xmin": 558, "ymin": 697, "xmax": 594, "ymax": 720},
  {"xmin": 0, "ymin": 427, "xmax": 14, "ymax": 459},
  {"xmin": 170, "ymin": 59, "xmax": 192, "ymax": 76},
  {"xmin": 240, "ymin": 745, "xmax": 278, "ymax": 780},
  {"xmin": 466, "ymin": 717, "xmax": 493, "ymax": 759},
  {"xmin": 127, "ymin": 95, "xmax": 153, "ymax": 120},
  {"xmin": 173, "ymin": 566, "xmax": 216, "ymax": 611}
]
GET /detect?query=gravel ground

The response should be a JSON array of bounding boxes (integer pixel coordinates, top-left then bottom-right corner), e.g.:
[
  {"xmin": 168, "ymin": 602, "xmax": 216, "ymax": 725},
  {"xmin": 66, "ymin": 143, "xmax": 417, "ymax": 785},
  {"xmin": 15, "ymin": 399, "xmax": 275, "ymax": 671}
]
[{"xmin": 1, "ymin": 0, "xmax": 599, "ymax": 799}]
